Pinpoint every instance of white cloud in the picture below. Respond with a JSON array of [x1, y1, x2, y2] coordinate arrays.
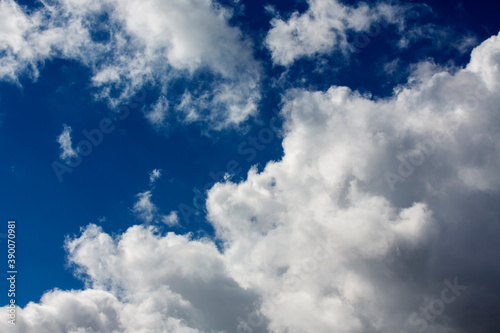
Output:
[[132, 190, 157, 224], [0, 224, 263, 332], [0, 0, 46, 82], [162, 211, 180, 227], [264, 0, 470, 67], [133, 172, 180, 228], [467, 33, 500, 91], [0, 0, 261, 128], [149, 168, 162, 185], [206, 32, 500, 332], [3, 30, 500, 333], [145, 97, 169, 127], [0, 0, 108, 83], [265, 0, 405, 66], [57, 124, 78, 161]]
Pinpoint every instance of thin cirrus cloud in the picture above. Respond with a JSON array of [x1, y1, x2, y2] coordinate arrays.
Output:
[[2, 32, 500, 332], [0, 0, 261, 128]]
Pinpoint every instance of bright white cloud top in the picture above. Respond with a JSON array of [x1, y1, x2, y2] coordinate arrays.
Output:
[[2, 28, 500, 332]]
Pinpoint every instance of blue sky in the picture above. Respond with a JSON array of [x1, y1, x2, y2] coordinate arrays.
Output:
[[1, 0, 500, 332]]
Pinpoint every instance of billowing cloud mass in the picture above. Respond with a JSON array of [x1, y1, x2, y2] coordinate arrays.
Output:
[[208, 32, 500, 332], [0, 0, 260, 128], [5, 224, 263, 333], [2, 32, 500, 332]]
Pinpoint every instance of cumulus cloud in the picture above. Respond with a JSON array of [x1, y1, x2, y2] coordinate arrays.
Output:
[[0, 0, 261, 128], [3, 31, 500, 333], [57, 124, 78, 161], [205, 32, 500, 332], [2, 224, 264, 332]]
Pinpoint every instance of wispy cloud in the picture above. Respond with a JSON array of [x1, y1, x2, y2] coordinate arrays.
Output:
[[132, 170, 179, 227], [57, 124, 78, 161], [132, 190, 157, 225], [265, 0, 407, 65], [149, 169, 162, 186], [0, 0, 261, 128], [161, 211, 179, 227], [145, 97, 169, 128]]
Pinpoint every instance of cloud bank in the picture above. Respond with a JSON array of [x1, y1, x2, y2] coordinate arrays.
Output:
[[3, 32, 500, 332]]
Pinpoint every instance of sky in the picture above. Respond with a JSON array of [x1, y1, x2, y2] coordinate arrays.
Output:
[[0, 0, 500, 332]]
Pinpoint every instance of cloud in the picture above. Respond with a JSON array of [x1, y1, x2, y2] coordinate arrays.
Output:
[[149, 168, 162, 185], [57, 124, 78, 161], [3, 29, 500, 333], [133, 171, 180, 227], [2, 224, 264, 332], [0, 0, 107, 83], [145, 97, 169, 128], [265, 0, 406, 66], [0, 0, 261, 128], [132, 190, 157, 225], [132, 191, 179, 227], [0, 0, 46, 82], [162, 211, 180, 227], [264, 0, 473, 67], [206, 32, 500, 332]]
